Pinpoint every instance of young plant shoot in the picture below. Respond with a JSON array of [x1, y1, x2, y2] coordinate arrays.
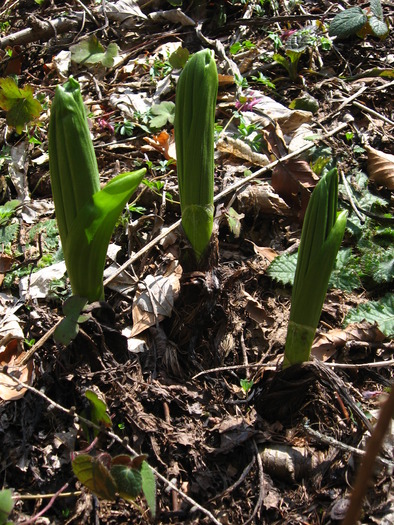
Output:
[[49, 77, 145, 302], [174, 49, 218, 261], [284, 168, 347, 368]]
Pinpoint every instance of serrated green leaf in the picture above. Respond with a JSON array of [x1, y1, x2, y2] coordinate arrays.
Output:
[[329, 248, 361, 290], [370, 0, 383, 20], [141, 461, 156, 518], [329, 7, 368, 39], [72, 454, 117, 500], [110, 465, 142, 500], [344, 294, 394, 337], [0, 489, 14, 525], [368, 16, 389, 39], [169, 47, 189, 69], [0, 221, 19, 245], [0, 78, 42, 133], [70, 36, 118, 67], [267, 253, 297, 286], [149, 101, 175, 128]]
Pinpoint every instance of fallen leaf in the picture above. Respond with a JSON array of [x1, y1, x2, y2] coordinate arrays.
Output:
[[311, 322, 386, 361], [272, 158, 319, 218], [366, 145, 394, 190], [131, 262, 182, 336], [0, 254, 13, 287], [143, 130, 176, 161], [236, 181, 291, 217], [0, 313, 33, 401]]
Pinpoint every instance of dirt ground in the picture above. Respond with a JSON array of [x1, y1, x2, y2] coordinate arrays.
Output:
[[0, 1, 393, 524]]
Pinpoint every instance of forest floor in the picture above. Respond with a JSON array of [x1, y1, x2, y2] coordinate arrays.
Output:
[[0, 1, 393, 524]]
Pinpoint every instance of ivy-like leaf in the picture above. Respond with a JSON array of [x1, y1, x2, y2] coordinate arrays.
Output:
[[0, 78, 42, 133], [53, 295, 89, 346], [149, 101, 175, 128], [329, 7, 368, 39], [110, 465, 142, 500], [70, 36, 119, 67], [72, 454, 117, 500], [368, 16, 389, 39], [344, 293, 394, 337]]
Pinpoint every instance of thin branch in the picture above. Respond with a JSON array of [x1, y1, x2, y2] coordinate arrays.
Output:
[[3, 370, 223, 525]]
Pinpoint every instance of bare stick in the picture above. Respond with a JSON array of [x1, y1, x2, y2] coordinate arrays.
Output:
[[341, 386, 394, 525], [3, 371, 223, 525]]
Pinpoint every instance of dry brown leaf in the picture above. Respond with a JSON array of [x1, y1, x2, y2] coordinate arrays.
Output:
[[0, 314, 34, 400], [311, 322, 386, 361], [130, 262, 182, 336], [250, 242, 278, 262], [236, 181, 291, 217], [0, 254, 13, 287], [272, 158, 319, 219], [143, 130, 176, 161], [366, 145, 394, 190]]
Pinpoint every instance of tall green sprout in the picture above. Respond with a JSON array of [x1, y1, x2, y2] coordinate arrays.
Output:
[[49, 77, 145, 302], [174, 49, 218, 260], [284, 168, 348, 368]]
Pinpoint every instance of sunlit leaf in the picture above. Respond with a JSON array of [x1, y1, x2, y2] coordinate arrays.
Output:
[[344, 293, 394, 337], [141, 461, 156, 518], [149, 101, 175, 128], [0, 77, 42, 133], [368, 15, 389, 39], [85, 389, 112, 430], [169, 47, 189, 69], [329, 7, 368, 39], [72, 454, 117, 500], [70, 36, 119, 67]]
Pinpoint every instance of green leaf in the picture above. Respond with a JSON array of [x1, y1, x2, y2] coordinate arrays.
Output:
[[329, 7, 368, 39], [72, 454, 117, 500], [64, 168, 145, 302], [70, 36, 119, 67], [267, 253, 297, 286], [85, 389, 112, 431], [0, 489, 14, 525], [285, 30, 313, 53], [141, 460, 156, 518], [329, 248, 361, 291], [169, 47, 189, 69], [0, 222, 19, 245], [289, 93, 319, 114], [110, 465, 142, 500], [54, 296, 88, 345], [149, 101, 175, 128], [0, 77, 42, 133], [370, 0, 383, 20], [368, 16, 389, 39], [344, 294, 394, 337], [273, 53, 290, 73], [227, 207, 244, 238]]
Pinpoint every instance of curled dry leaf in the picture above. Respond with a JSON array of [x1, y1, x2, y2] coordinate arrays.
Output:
[[236, 180, 291, 217], [271, 158, 319, 219], [130, 261, 182, 337], [366, 145, 394, 190], [143, 130, 176, 161], [0, 314, 34, 401], [311, 322, 386, 362]]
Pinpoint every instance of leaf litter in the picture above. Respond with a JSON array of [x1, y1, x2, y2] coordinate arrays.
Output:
[[0, 1, 393, 524]]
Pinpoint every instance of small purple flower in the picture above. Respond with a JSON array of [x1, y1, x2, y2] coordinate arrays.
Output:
[[97, 118, 115, 134], [235, 97, 262, 112]]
